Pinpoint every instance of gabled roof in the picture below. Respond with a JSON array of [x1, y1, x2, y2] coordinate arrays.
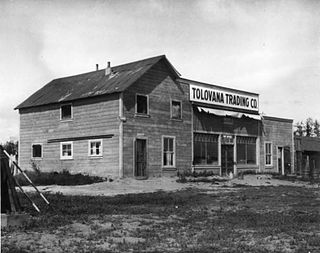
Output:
[[16, 55, 180, 110]]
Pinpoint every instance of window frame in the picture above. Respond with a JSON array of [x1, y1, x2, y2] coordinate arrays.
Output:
[[265, 141, 273, 166], [60, 103, 73, 121], [31, 143, 43, 159], [193, 133, 219, 166], [88, 139, 103, 158], [170, 99, 182, 120], [60, 141, 73, 160], [236, 136, 257, 165], [162, 135, 176, 169], [135, 94, 149, 116]]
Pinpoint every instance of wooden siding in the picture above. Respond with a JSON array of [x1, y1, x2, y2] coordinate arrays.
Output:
[[259, 117, 293, 173], [19, 94, 120, 177], [122, 60, 192, 177]]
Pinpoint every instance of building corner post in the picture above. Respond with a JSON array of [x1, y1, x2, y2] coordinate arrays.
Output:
[[119, 93, 124, 178]]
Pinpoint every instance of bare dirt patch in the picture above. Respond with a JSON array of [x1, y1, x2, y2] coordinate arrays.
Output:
[[2, 177, 320, 252]]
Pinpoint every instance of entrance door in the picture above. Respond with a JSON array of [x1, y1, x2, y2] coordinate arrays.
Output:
[[277, 147, 283, 175], [284, 146, 291, 175], [221, 145, 234, 176], [135, 139, 147, 178]]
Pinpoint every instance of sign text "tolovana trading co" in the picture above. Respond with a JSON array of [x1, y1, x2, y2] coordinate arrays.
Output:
[[189, 84, 259, 112]]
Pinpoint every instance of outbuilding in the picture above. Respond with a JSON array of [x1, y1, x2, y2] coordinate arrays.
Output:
[[295, 136, 320, 179], [16, 55, 294, 179]]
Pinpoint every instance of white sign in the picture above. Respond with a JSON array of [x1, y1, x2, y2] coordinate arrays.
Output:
[[189, 84, 259, 112]]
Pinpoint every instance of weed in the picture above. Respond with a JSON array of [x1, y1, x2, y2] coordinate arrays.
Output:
[[15, 170, 105, 186]]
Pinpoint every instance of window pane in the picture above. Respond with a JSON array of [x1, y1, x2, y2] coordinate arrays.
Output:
[[207, 142, 218, 164], [266, 155, 271, 165], [237, 143, 246, 164], [137, 95, 148, 114], [168, 138, 173, 152], [61, 105, 72, 119], [247, 143, 256, 164], [163, 137, 175, 167], [172, 101, 181, 119], [193, 133, 218, 165], [63, 144, 71, 156], [32, 145, 42, 158], [90, 141, 102, 156]]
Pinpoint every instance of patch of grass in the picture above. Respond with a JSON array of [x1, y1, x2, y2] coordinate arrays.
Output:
[[15, 170, 106, 186], [3, 186, 320, 253]]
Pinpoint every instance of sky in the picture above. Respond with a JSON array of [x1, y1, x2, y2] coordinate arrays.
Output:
[[1, 0, 320, 143]]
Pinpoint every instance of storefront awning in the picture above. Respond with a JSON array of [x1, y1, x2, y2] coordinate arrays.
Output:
[[196, 106, 262, 120]]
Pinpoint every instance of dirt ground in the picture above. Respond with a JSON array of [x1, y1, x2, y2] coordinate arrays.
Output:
[[21, 174, 319, 196], [2, 176, 320, 253]]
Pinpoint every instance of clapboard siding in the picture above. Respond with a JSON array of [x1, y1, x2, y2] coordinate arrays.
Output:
[[123, 60, 192, 177], [259, 117, 293, 173], [19, 94, 120, 177]]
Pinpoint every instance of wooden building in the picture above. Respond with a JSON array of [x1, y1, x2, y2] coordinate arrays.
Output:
[[295, 136, 320, 179], [16, 55, 294, 178]]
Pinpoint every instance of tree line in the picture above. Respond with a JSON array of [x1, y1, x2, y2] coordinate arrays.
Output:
[[294, 118, 320, 137]]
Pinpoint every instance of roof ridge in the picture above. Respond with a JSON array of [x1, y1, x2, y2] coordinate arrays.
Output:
[[53, 54, 166, 82]]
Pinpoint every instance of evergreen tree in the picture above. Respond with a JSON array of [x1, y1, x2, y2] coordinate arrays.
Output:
[[294, 121, 304, 136], [305, 118, 313, 137], [314, 120, 320, 137]]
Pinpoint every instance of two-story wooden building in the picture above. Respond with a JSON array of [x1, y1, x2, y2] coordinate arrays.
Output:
[[16, 55, 294, 178]]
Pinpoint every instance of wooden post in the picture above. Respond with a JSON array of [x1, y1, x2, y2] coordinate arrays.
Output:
[[1, 147, 22, 213]]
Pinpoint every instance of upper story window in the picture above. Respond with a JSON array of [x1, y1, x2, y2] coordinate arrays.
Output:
[[32, 144, 42, 159], [60, 104, 72, 120], [88, 139, 103, 157], [136, 94, 149, 115], [171, 100, 182, 120], [60, 141, 73, 160], [265, 142, 272, 166]]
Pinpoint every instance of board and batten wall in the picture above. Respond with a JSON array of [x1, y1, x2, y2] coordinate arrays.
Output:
[[19, 94, 120, 177], [122, 60, 192, 177]]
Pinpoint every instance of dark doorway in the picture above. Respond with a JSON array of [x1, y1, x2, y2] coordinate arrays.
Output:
[[284, 146, 291, 175], [135, 139, 147, 178], [278, 147, 283, 174], [221, 145, 234, 176]]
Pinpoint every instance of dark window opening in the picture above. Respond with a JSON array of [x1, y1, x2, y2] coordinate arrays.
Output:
[[236, 136, 257, 165], [32, 144, 42, 158], [171, 100, 182, 119], [193, 133, 219, 165], [136, 95, 148, 114], [61, 104, 72, 120]]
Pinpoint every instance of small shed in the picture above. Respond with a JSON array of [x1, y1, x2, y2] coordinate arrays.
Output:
[[294, 136, 320, 179]]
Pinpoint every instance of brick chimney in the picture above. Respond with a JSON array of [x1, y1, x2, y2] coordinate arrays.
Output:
[[96, 64, 99, 71], [105, 61, 111, 75]]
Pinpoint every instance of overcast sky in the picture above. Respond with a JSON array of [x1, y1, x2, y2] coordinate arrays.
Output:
[[1, 0, 319, 143]]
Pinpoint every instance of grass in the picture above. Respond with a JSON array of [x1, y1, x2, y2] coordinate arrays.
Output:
[[15, 170, 106, 186], [1, 186, 320, 252]]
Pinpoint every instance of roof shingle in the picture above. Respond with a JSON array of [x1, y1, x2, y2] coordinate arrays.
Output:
[[16, 55, 179, 109]]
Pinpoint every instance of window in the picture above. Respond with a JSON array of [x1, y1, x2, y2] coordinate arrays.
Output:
[[60, 142, 73, 159], [32, 144, 42, 158], [136, 94, 149, 115], [171, 100, 182, 119], [236, 137, 256, 165], [89, 140, 103, 157], [61, 104, 72, 120], [163, 136, 175, 168], [265, 142, 272, 166], [193, 133, 219, 165]]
